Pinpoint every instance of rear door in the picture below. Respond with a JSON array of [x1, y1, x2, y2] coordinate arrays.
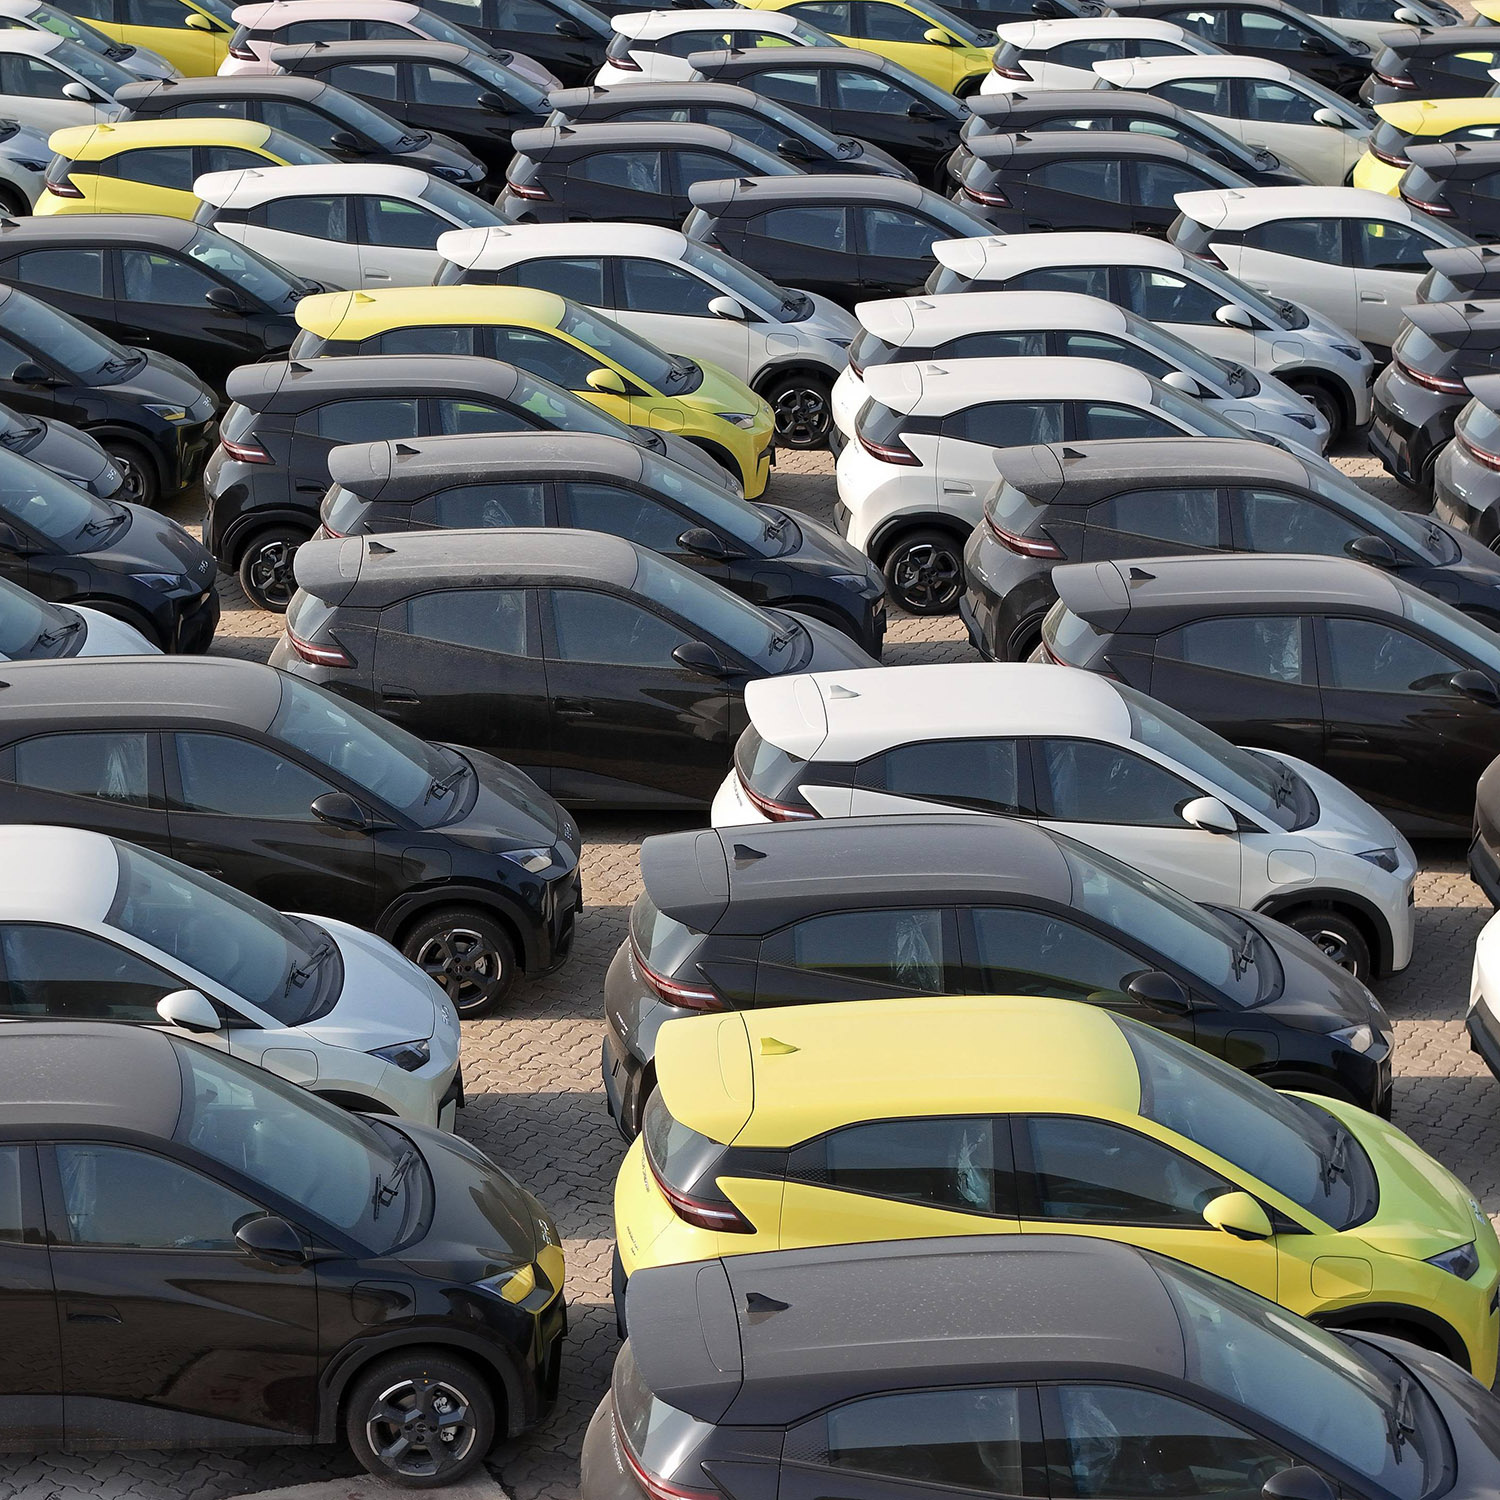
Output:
[[851, 202, 951, 296], [739, 204, 852, 299], [292, 398, 422, 508], [1, 247, 118, 350], [1115, 263, 1263, 371], [0, 1143, 60, 1446], [241, 194, 362, 290], [845, 735, 1032, 818], [401, 58, 512, 155], [667, 148, 757, 228], [565, 149, 668, 225], [1079, 484, 1228, 561], [1023, 155, 1128, 232], [1230, 216, 1357, 342], [1128, 155, 1229, 234]]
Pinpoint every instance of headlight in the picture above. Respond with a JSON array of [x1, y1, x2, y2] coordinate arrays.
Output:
[[1330, 1024, 1375, 1054], [501, 846, 554, 874], [1357, 847, 1400, 872], [1427, 1242, 1480, 1280], [1288, 412, 1318, 429], [143, 403, 191, 422], [1331, 344, 1365, 363], [134, 572, 188, 593], [719, 412, 757, 429], [475, 1264, 536, 1304], [369, 1038, 431, 1072]]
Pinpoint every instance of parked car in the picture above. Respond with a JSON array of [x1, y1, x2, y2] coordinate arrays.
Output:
[[205, 353, 738, 610], [1400, 139, 1500, 242], [961, 434, 1500, 661], [0, 575, 157, 657], [0, 656, 582, 1016], [1433, 374, 1500, 548], [1352, 98, 1500, 197], [1470, 750, 1500, 907], [1366, 26, 1500, 107], [1296, 0, 1457, 49], [0, 1020, 566, 1484], [82, 0, 233, 74], [1168, 184, 1475, 357], [0, 117, 50, 212], [1045, 549, 1500, 839], [981, 16, 1222, 96], [271, 528, 877, 808], [433, 222, 857, 450], [604, 811, 1395, 1139], [925, 230, 1376, 439], [1470, 903, 1500, 1084], [319, 431, 887, 652], [0, 0, 177, 80], [616, 993, 1494, 1376], [593, 1233, 1500, 1500], [114, 73, 486, 188], [1420, 239, 1500, 302], [0, 32, 140, 134], [714, 661, 1416, 975], [596, 8, 836, 87], [391, 0, 612, 85], [0, 401, 128, 497], [683, 173, 994, 307]]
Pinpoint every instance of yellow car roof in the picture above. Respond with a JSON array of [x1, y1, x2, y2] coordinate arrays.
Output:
[[656, 995, 1143, 1148], [1373, 97, 1500, 135], [1474, 0, 1500, 20], [49, 117, 272, 159], [295, 284, 567, 340]]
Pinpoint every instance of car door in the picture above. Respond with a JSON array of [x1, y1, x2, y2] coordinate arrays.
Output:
[[1115, 263, 1264, 370], [1022, 154, 1129, 231], [112, 246, 267, 373], [557, 479, 720, 576], [0, 922, 185, 1025], [489, 0, 598, 84], [1080, 484, 1228, 561], [0, 1143, 61, 1446], [826, 66, 956, 177], [240, 194, 362, 290], [293, 397, 422, 504], [1231, 216, 1358, 343], [937, 401, 1065, 510], [667, 147, 758, 231], [610, 255, 755, 384], [43, 1140, 320, 1446], [3, 247, 118, 348], [371, 585, 553, 788], [0, 51, 102, 132], [1348, 215, 1444, 353], [565, 149, 668, 225], [352, 193, 450, 287], [117, 0, 226, 75], [1234, 76, 1358, 185], [1031, 735, 1243, 904], [484, 323, 644, 426], [403, 58, 515, 159], [91, 144, 198, 218], [1235, 6, 1343, 87], [740, 203, 852, 300], [847, 0, 961, 91], [851, 202, 951, 296], [540, 585, 734, 805], [163, 731, 380, 925], [1129, 154, 1230, 234]]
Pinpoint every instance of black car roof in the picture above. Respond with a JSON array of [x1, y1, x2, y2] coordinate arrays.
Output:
[[546, 81, 770, 115], [967, 87, 1182, 124], [269, 38, 479, 67], [627, 1236, 1187, 1427], [1405, 297, 1500, 348], [0, 213, 199, 252], [640, 814, 1075, 934], [0, 1024, 183, 1136], [116, 74, 329, 108], [686, 171, 935, 213], [1379, 23, 1496, 58], [510, 120, 764, 159], [967, 130, 1223, 169], [225, 355, 523, 412]]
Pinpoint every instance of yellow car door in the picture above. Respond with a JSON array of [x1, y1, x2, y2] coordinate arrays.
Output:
[[849, 0, 969, 91], [112, 0, 230, 75]]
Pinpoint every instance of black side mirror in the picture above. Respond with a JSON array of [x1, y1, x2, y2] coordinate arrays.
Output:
[[1300, 33, 1331, 52], [0, 520, 29, 554], [310, 790, 374, 830], [1262, 1470, 1335, 1500], [205, 285, 248, 314], [477, 89, 512, 113], [672, 639, 729, 676], [678, 525, 730, 558], [554, 16, 584, 36], [328, 128, 364, 153], [9, 361, 53, 387], [1345, 533, 1398, 568], [776, 136, 810, 159], [1126, 970, 1192, 1014], [907, 100, 940, 121], [235, 1214, 308, 1265], [1451, 669, 1500, 706]]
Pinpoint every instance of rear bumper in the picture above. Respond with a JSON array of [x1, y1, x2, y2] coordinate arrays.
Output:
[[600, 1033, 648, 1141], [1471, 830, 1500, 910]]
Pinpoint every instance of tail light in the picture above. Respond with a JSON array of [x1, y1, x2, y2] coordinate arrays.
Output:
[[44, 177, 82, 199], [962, 183, 1011, 208], [646, 1153, 754, 1233], [506, 177, 550, 200], [856, 429, 921, 466], [609, 50, 642, 69], [1395, 354, 1467, 393], [616, 1415, 717, 1500], [991, 59, 1030, 79], [320, 521, 344, 538], [1460, 429, 1500, 472], [738, 768, 818, 821], [1040, 637, 1063, 664], [629, 939, 724, 1012], [221, 434, 272, 463], [1374, 68, 1416, 88], [1370, 144, 1408, 167], [287, 628, 353, 668], [1400, 186, 1453, 216], [985, 513, 1062, 557], [1187, 246, 1226, 269], [228, 38, 257, 58]]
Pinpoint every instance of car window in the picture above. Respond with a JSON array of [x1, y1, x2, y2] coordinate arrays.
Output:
[[128, 0, 196, 24], [312, 398, 420, 443], [1165, 615, 1308, 685], [430, 481, 547, 529], [1135, 156, 1223, 205], [1058, 332, 1172, 378], [696, 106, 776, 151], [757, 204, 847, 249], [854, 737, 1024, 814], [1354, 219, 1435, 272], [1091, 487, 1221, 547], [257, 99, 342, 149], [969, 908, 1142, 1003], [494, 0, 565, 27], [814, 1116, 1004, 1214], [1034, 156, 1122, 201], [1154, 76, 1232, 115], [12, 731, 150, 807], [262, 193, 347, 239], [1120, 266, 1223, 324], [1323, 616, 1465, 694], [1241, 78, 1318, 125], [1237, 7, 1311, 46], [500, 255, 608, 304], [326, 61, 399, 99], [108, 145, 195, 191], [1036, 738, 1198, 826], [850, 0, 936, 41], [13, 248, 105, 298], [489, 326, 601, 390], [0, 923, 178, 1022], [759, 67, 825, 107], [767, 907, 952, 991], [787, 0, 850, 26], [563, 482, 690, 554], [174, 733, 334, 819], [673, 148, 747, 192], [572, 150, 662, 193], [55, 1143, 260, 1250], [120, 249, 219, 306], [357, 196, 446, 249], [0, 1145, 29, 1243], [829, 67, 906, 110], [1012, 264, 1111, 298], [203, 145, 278, 174], [1244, 217, 1344, 264], [858, 206, 944, 259], [942, 400, 1064, 444], [435, 398, 529, 435], [283, 17, 353, 41], [939, 331, 1046, 358], [547, 588, 691, 666], [365, 324, 476, 356], [1077, 401, 1179, 440], [410, 61, 481, 106], [402, 588, 529, 655], [1235, 488, 1365, 555], [1, 53, 70, 96], [617, 257, 718, 316]]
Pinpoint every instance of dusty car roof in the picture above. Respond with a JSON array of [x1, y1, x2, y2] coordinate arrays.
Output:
[[224, 354, 523, 410]]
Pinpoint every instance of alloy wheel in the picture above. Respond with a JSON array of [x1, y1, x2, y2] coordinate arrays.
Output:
[[415, 926, 507, 1013], [364, 1375, 478, 1482], [246, 539, 297, 610], [890, 541, 962, 612], [770, 383, 831, 448]]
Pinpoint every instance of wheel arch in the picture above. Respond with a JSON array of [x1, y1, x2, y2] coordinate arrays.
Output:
[[683, 434, 744, 485], [1314, 1305, 1471, 1371], [377, 883, 537, 974], [1253, 888, 1392, 979], [865, 509, 970, 567], [220, 508, 318, 569], [88, 425, 168, 492], [1275, 365, 1356, 434], [749, 357, 842, 396]]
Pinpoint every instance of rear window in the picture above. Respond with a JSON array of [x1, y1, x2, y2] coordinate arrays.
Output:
[[219, 403, 259, 445], [613, 1343, 717, 1488], [984, 477, 1048, 535], [1368, 118, 1411, 166], [734, 724, 813, 812], [284, 589, 338, 646], [855, 399, 913, 447], [629, 891, 705, 976], [848, 327, 899, 374], [1165, 212, 1215, 256], [320, 485, 366, 537], [1400, 165, 1445, 208], [1392, 320, 1454, 376], [641, 1090, 734, 1203], [1040, 600, 1109, 667]]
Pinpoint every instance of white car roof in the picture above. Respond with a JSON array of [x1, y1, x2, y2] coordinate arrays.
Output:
[[863, 355, 1153, 414], [232, 0, 420, 25], [0, 824, 120, 925], [997, 16, 1193, 46], [612, 8, 804, 40], [0, 1, 45, 16], [746, 664, 1131, 761], [1175, 185, 1425, 230], [195, 161, 432, 207], [438, 221, 687, 270], [931, 231, 1185, 278], [1094, 54, 1296, 87], [857, 290, 1128, 346], [0, 31, 63, 57]]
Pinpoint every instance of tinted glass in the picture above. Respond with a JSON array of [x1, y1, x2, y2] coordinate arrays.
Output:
[[781, 907, 949, 991], [0, 924, 176, 1021], [548, 588, 690, 666], [1036, 739, 1195, 826], [1093, 487, 1219, 545], [437, 398, 528, 435], [1355, 218, 1444, 270], [111, 145, 194, 189], [758, 204, 847, 249], [16, 248, 104, 298], [369, 325, 475, 356], [565, 482, 689, 553], [175, 733, 333, 818], [1034, 156, 1121, 200], [822, 1116, 1000, 1214], [1244, 217, 1343, 263], [0, 1146, 28, 1243], [314, 398, 420, 442], [326, 62, 398, 99], [1236, 489, 1364, 554], [1155, 76, 1232, 115], [860, 206, 944, 259], [121, 248, 218, 305], [490, 326, 599, 389], [856, 737, 1023, 814], [635, 549, 781, 663], [619, 257, 716, 316], [13, 731, 148, 805], [430, 481, 546, 529], [1242, 78, 1318, 124], [1077, 402, 1178, 440], [944, 400, 1064, 444], [1322, 616, 1463, 694], [572, 150, 661, 192], [1013, 264, 1110, 298], [1171, 615, 1307, 685], [1059, 332, 1172, 379], [970, 908, 1141, 1002], [406, 588, 528, 655], [830, 67, 906, 110], [359, 196, 444, 249], [1120, 267, 1223, 324], [263, 193, 346, 238], [504, 255, 607, 304]]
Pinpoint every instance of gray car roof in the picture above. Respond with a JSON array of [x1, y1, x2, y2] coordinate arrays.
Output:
[[116, 73, 329, 107], [1405, 297, 1500, 348], [627, 1236, 1187, 1426], [967, 87, 1181, 124], [1467, 371, 1500, 412], [0, 656, 284, 729], [225, 355, 523, 412], [269, 38, 478, 66], [1381, 23, 1496, 56], [687, 171, 934, 213], [0, 1024, 183, 1135], [547, 81, 773, 115], [969, 130, 1216, 169], [688, 43, 893, 74], [0, 212, 198, 251]]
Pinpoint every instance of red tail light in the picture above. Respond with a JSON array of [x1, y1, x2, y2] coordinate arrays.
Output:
[[229, 39, 257, 58], [856, 430, 921, 466], [287, 628, 353, 668], [1374, 69, 1416, 88], [1188, 246, 1226, 269], [221, 435, 271, 463], [1370, 145, 1408, 167], [991, 60, 1030, 79], [506, 178, 550, 200], [646, 1154, 754, 1233], [320, 522, 344, 538], [1460, 429, 1500, 472], [1400, 187, 1453, 216], [985, 514, 1062, 557], [962, 184, 1011, 208], [616, 1416, 716, 1500], [738, 768, 818, 820], [610, 51, 642, 69], [1395, 354, 1467, 393], [44, 178, 83, 199], [1040, 637, 1063, 663], [629, 939, 724, 1012]]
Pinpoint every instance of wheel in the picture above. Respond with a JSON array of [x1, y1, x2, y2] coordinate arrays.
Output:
[[881, 528, 964, 615], [236, 525, 308, 613], [1287, 380, 1345, 445], [763, 371, 833, 450], [402, 906, 518, 1018], [1004, 613, 1047, 662], [76, 598, 166, 651], [1282, 907, 1372, 980], [101, 439, 159, 509], [0, 184, 28, 217], [344, 1350, 496, 1489]]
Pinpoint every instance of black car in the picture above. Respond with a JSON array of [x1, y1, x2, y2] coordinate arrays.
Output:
[[267, 40, 557, 177], [0, 444, 218, 652], [0, 1022, 566, 1486], [543, 80, 913, 179], [963, 434, 1500, 660], [0, 655, 582, 1014], [683, 174, 993, 306], [1367, 26, 1500, 105], [418, 0, 612, 83], [952, 130, 1251, 235], [1471, 750, 1500, 905], [0, 402, 123, 498], [0, 282, 217, 509], [687, 45, 970, 186], [113, 73, 486, 189], [500, 121, 803, 228], [1044, 549, 1500, 836], [204, 353, 736, 611], [1372, 299, 1500, 490], [271, 527, 876, 808], [0, 215, 306, 395], [1419, 242, 1500, 303], [1400, 140, 1500, 244], [319, 430, 888, 652], [587, 1235, 1500, 1500], [1107, 0, 1373, 98], [954, 87, 1310, 186]]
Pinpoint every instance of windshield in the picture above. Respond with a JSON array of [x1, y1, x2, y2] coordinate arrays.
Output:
[[1303, 456, 1449, 560], [634, 548, 781, 664], [1121, 307, 1232, 391], [1404, 585, 1500, 679], [512, 368, 637, 438], [0, 285, 136, 382], [1187, 254, 1305, 329], [641, 451, 767, 547], [421, 176, 509, 229], [747, 92, 849, 154], [107, 841, 338, 1027], [916, 0, 992, 44], [185, 228, 299, 307], [556, 301, 683, 393], [31, 2, 114, 47], [0, 451, 121, 553], [680, 238, 802, 320], [468, 52, 549, 109], [53, 37, 134, 93], [411, 7, 495, 47], [0, 576, 73, 659], [1151, 378, 1251, 439]]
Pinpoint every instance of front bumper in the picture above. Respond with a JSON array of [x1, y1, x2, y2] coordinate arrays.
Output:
[[170, 585, 220, 654], [1472, 830, 1500, 909]]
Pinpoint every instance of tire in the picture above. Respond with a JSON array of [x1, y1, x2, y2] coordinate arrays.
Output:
[[880, 527, 965, 615], [1005, 613, 1047, 662], [101, 439, 159, 510], [344, 1350, 497, 1489], [401, 906, 519, 1018], [1282, 906, 1372, 980], [1287, 379, 1346, 445], [236, 524, 308, 613], [75, 598, 166, 651], [0, 184, 28, 217], [763, 371, 833, 450]]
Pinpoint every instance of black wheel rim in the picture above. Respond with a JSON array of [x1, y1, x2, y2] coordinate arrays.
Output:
[[109, 451, 147, 505], [247, 538, 298, 609], [415, 926, 506, 1013], [771, 385, 830, 447], [1302, 387, 1340, 435], [891, 542, 962, 611], [1302, 924, 1359, 976], [365, 1375, 477, 1481]]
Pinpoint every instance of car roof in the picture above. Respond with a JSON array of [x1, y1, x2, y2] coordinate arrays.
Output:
[[932, 229, 1183, 276], [50, 117, 273, 158], [0, 30, 62, 55], [548, 80, 766, 113], [1374, 97, 1500, 134], [510, 120, 760, 157], [269, 38, 475, 64], [856, 289, 1130, 345], [0, 212, 199, 251], [194, 161, 430, 207], [688, 171, 931, 212], [1176, 185, 1422, 229], [862, 355, 1154, 415], [627, 1236, 1188, 1427], [971, 130, 1209, 166], [744, 662, 1130, 760], [1404, 297, 1500, 346], [233, 0, 419, 22], [117, 73, 328, 106], [1409, 139, 1500, 174], [1095, 53, 1295, 85], [1384, 23, 1497, 56], [1425, 242, 1500, 285], [295, 284, 565, 340], [0, 823, 125, 927], [224, 353, 523, 410], [997, 16, 1189, 44], [656, 995, 1141, 1147], [1466, 371, 1500, 410], [614, 7, 804, 38], [968, 86, 1179, 120], [437, 221, 687, 270]]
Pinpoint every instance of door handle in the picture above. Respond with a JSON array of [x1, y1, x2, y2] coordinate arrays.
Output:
[[942, 482, 974, 495], [554, 697, 596, 717], [1328, 729, 1369, 745], [65, 1303, 122, 1324], [365, 270, 393, 281], [1359, 291, 1386, 302], [380, 685, 420, 703], [189, 861, 224, 875]]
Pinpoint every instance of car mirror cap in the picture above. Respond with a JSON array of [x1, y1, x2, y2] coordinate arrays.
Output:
[[10, 361, 54, 386], [185, 10, 212, 27], [1312, 105, 1348, 126], [1161, 368, 1201, 396], [1345, 533, 1398, 567], [1125, 969, 1191, 1013], [310, 790, 374, 830], [1215, 303, 1252, 329], [924, 25, 951, 42], [156, 988, 222, 1034], [672, 639, 729, 675], [478, 89, 512, 112], [1182, 794, 1238, 834], [1392, 5, 1423, 20], [1203, 1189, 1274, 1241], [62, 80, 92, 101], [1262, 1469, 1336, 1500], [329, 128, 363, 152], [1451, 668, 1499, 705], [677, 525, 729, 557], [205, 285, 248, 314], [235, 1213, 310, 1264], [586, 366, 627, 395], [708, 293, 745, 320]]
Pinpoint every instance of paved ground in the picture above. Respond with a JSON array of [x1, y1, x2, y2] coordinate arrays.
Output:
[[5, 444, 1500, 1500]]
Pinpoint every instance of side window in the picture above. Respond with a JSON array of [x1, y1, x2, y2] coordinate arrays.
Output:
[[969, 908, 1141, 1003], [500, 255, 607, 305], [430, 481, 547, 529], [108, 146, 195, 190], [786, 0, 851, 26], [493, 0, 566, 27], [939, 331, 1046, 359], [312, 398, 420, 443], [120, 249, 218, 306], [1237, 6, 1312, 48], [1243, 217, 1344, 264], [55, 1144, 261, 1251], [672, 149, 743, 193], [1036, 739, 1197, 826], [759, 68, 825, 108], [1012, 264, 1110, 299], [942, 400, 1064, 445], [755, 204, 847, 249], [850, 0, 935, 41], [1162, 3, 1231, 40], [435, 398, 528, 435], [127, 0, 199, 24], [174, 734, 334, 819], [699, 107, 778, 151], [1119, 266, 1223, 324], [617, 257, 717, 317], [1162, 616, 1308, 685], [1076, 402, 1180, 441], [263, 194, 347, 239], [356, 18, 423, 38], [0, 1146, 34, 1244], [1024, 1115, 1228, 1224], [1033, 157, 1122, 202], [326, 62, 399, 99], [409, 62, 483, 106], [203, 146, 276, 174], [1058, 332, 1171, 379], [855, 737, 1025, 815], [1234, 488, 1365, 555], [812, 1116, 1007, 1215], [1154, 76, 1232, 115], [1241, 78, 1319, 125], [1322, 617, 1465, 695], [858, 206, 943, 259], [1090, 487, 1222, 549], [282, 17, 354, 41], [563, 482, 690, 554], [829, 68, 904, 110], [403, 588, 529, 655], [1354, 219, 1436, 273], [766, 907, 953, 992], [357, 196, 446, 250], [13, 248, 105, 298], [0, 924, 178, 1022], [488, 327, 601, 390], [1134, 157, 1224, 206], [12, 732, 150, 807], [257, 100, 342, 149], [571, 150, 662, 194], [547, 589, 691, 667], [0, 55, 70, 97], [366, 324, 476, 356]]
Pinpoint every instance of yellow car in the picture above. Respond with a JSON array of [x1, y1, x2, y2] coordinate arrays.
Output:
[[1353, 98, 1500, 194], [292, 285, 776, 497], [38, 117, 333, 219], [738, 0, 994, 94], [1475, 0, 1499, 22], [615, 994, 1500, 1382], [83, 0, 234, 74]]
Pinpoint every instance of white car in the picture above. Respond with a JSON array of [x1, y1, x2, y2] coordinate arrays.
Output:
[[927, 231, 1376, 439], [435, 222, 857, 449], [711, 661, 1417, 974], [834, 355, 1279, 612], [220, 0, 495, 75], [980, 17, 1221, 96], [0, 118, 51, 211], [595, 9, 835, 87], [0, 0, 176, 80], [1469, 906, 1500, 1083], [1170, 184, 1475, 355], [192, 162, 507, 288], [1094, 55, 1373, 185], [0, 578, 159, 659], [0, 825, 463, 1126], [0, 33, 135, 135], [831, 289, 1327, 452]]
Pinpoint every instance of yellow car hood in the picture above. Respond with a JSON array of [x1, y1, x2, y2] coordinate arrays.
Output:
[[683, 359, 768, 422]]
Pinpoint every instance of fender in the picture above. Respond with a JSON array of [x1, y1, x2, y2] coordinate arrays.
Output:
[[1253, 887, 1393, 978], [219, 505, 319, 566], [1268, 362, 1357, 426], [864, 510, 971, 567], [87, 424, 168, 490], [1315, 1303, 1470, 1370], [749, 358, 841, 392], [376, 881, 539, 970]]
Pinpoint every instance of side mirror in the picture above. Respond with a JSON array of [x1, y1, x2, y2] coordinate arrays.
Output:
[[586, 366, 627, 396], [1126, 970, 1192, 1014], [1203, 1190, 1273, 1241], [1161, 368, 1201, 396], [10, 361, 54, 387], [477, 89, 512, 113], [61, 80, 93, 102], [156, 988, 222, 1034], [310, 790, 373, 830], [1392, 5, 1423, 20], [1451, 668, 1500, 706], [1182, 794, 1238, 835], [235, 1214, 308, 1265], [907, 100, 940, 120], [924, 25, 954, 42], [0, 520, 29, 553], [554, 16, 584, 36], [328, 128, 364, 153], [672, 639, 729, 676], [1345, 533, 1398, 568], [185, 9, 213, 28], [205, 284, 247, 314], [1262, 1470, 1336, 1500], [708, 293, 745, 321], [776, 136, 810, 160], [1214, 303, 1252, 329], [1299, 33, 1331, 52], [1312, 105, 1349, 127]]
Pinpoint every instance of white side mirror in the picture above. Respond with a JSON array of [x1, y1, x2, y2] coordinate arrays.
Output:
[[1392, 6, 1423, 21], [1182, 795, 1238, 835], [1215, 303, 1253, 329], [61, 80, 92, 102], [708, 294, 745, 320], [157, 988, 222, 1034], [1161, 368, 1201, 395], [1312, 106, 1349, 128]]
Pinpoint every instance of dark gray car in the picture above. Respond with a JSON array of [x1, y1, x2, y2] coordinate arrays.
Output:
[[1419, 243, 1500, 305], [1434, 373, 1500, 550], [0, 404, 122, 498]]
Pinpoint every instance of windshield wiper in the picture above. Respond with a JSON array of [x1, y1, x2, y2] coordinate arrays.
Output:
[[371, 1148, 418, 1218], [762, 508, 790, 541], [1386, 1374, 1416, 1462], [284, 941, 334, 996], [1230, 920, 1255, 980], [780, 292, 811, 316], [79, 507, 128, 537], [423, 756, 472, 804], [1319, 1129, 1350, 1193], [0, 421, 41, 449], [767, 628, 794, 655], [34, 616, 83, 650]]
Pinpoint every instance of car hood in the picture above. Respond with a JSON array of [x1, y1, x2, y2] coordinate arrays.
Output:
[[782, 507, 884, 585], [796, 290, 860, 344], [684, 358, 769, 422], [87, 502, 217, 585], [402, 132, 486, 181], [788, 608, 882, 670], [504, 51, 564, 91], [29, 419, 121, 496], [110, 43, 178, 79], [75, 604, 161, 656], [110, 348, 217, 413], [1262, 749, 1414, 867], [297, 914, 447, 1050], [449, 745, 573, 849], [1248, 911, 1391, 1034]]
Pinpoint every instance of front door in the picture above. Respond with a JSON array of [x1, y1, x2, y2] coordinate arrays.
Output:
[[609, 255, 756, 385], [352, 194, 450, 288], [852, 204, 948, 297], [1231, 217, 1358, 344], [0, 1143, 62, 1447], [1348, 217, 1441, 353]]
